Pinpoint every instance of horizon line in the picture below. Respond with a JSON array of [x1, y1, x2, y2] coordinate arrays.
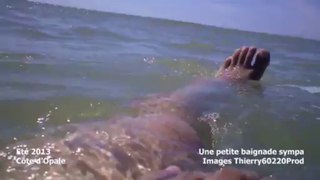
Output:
[[29, 0, 320, 43]]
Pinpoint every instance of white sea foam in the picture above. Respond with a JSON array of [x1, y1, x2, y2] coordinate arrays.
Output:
[[281, 84, 320, 94]]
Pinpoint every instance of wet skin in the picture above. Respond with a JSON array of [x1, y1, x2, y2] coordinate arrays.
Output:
[[215, 47, 270, 81], [139, 46, 271, 180], [1, 47, 271, 180]]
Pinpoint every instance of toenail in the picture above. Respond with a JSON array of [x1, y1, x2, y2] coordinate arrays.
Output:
[[258, 50, 270, 57]]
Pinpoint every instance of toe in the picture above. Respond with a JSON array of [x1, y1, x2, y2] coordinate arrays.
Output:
[[223, 56, 232, 69], [231, 48, 242, 66], [250, 49, 270, 80], [238, 47, 249, 65], [244, 47, 257, 68], [253, 49, 270, 68]]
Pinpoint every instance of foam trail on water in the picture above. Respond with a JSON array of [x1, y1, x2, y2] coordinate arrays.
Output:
[[280, 84, 320, 94]]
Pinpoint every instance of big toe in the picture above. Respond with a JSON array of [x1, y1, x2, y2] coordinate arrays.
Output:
[[250, 49, 270, 80]]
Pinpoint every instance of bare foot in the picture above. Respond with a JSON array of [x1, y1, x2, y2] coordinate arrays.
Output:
[[215, 47, 270, 81]]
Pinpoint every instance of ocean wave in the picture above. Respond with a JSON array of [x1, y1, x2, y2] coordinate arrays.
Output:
[[1, 18, 135, 42], [0, 18, 61, 40], [1, 0, 135, 42], [68, 26, 136, 42], [168, 41, 215, 54], [280, 84, 320, 94], [0, 52, 44, 61], [16, 28, 59, 40]]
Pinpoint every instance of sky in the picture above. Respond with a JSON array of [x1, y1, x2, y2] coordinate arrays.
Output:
[[31, 0, 320, 40]]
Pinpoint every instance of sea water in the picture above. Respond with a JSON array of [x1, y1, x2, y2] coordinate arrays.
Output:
[[0, 0, 320, 179]]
